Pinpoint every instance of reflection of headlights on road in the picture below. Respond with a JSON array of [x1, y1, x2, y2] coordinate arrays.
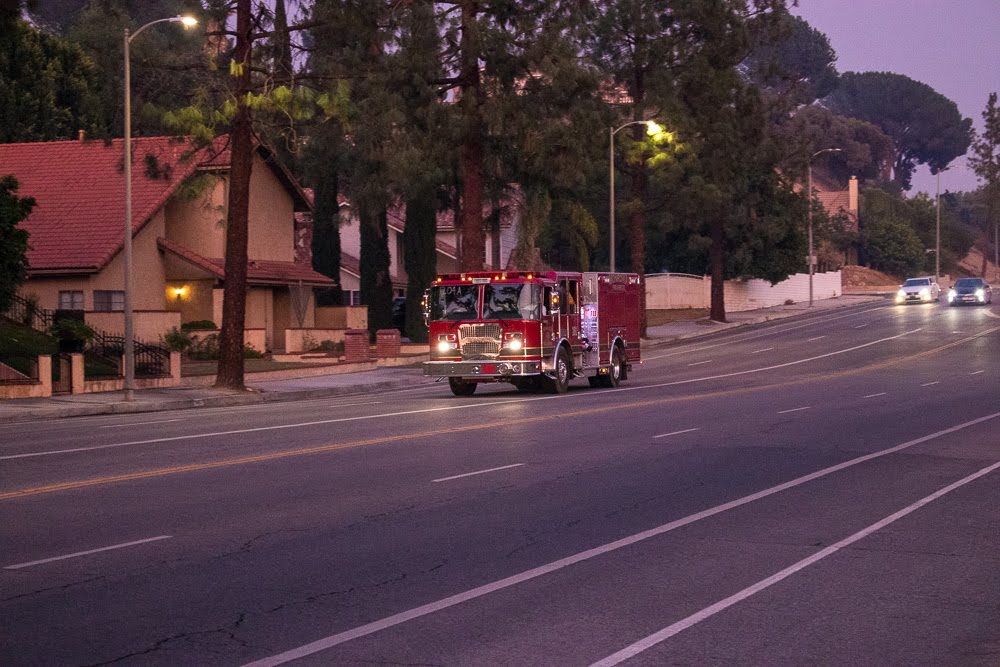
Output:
[[948, 290, 956, 302], [976, 288, 985, 301], [895, 289, 906, 304], [919, 287, 931, 301]]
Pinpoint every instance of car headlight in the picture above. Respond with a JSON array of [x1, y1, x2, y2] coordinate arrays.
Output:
[[919, 287, 930, 300], [976, 288, 985, 301], [896, 289, 906, 303], [948, 290, 956, 302]]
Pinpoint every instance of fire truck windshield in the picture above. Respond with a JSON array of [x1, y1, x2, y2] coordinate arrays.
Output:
[[429, 285, 480, 321], [484, 283, 540, 320]]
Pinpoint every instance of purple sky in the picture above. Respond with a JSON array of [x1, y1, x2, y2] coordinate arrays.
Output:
[[792, 0, 1000, 196]]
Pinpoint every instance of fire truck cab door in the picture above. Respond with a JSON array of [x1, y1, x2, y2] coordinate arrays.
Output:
[[559, 277, 582, 351]]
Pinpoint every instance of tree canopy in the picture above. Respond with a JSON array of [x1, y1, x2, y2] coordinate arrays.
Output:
[[825, 71, 973, 190]]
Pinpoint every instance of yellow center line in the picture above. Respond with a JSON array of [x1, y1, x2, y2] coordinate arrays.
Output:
[[5, 325, 997, 502]]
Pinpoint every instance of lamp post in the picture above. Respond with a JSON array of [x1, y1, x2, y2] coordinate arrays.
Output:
[[934, 166, 950, 283], [609, 120, 662, 272], [807, 148, 842, 307], [123, 15, 196, 401]]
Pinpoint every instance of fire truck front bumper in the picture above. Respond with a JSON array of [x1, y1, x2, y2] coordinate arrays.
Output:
[[423, 360, 542, 378]]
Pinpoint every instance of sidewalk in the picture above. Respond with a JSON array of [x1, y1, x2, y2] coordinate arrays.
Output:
[[0, 295, 886, 423]]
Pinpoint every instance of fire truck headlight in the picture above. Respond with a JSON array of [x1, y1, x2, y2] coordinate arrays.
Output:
[[502, 332, 523, 351], [436, 333, 458, 353]]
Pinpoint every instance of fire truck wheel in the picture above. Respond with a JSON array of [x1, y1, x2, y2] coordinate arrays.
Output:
[[599, 346, 624, 388], [448, 378, 477, 396], [547, 347, 571, 394]]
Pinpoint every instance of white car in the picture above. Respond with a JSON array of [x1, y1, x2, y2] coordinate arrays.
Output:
[[895, 276, 940, 304]]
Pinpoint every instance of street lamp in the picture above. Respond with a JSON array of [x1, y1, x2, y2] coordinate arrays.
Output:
[[807, 148, 842, 307], [123, 15, 197, 401], [609, 120, 665, 272], [934, 166, 950, 283]]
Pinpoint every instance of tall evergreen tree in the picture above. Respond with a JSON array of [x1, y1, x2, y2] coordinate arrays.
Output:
[[968, 92, 1000, 274], [0, 17, 101, 142], [0, 176, 35, 314]]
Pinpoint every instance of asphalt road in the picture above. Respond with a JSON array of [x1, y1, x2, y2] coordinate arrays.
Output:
[[2, 299, 998, 666]]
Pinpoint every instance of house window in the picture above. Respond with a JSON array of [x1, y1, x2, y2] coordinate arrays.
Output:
[[348, 290, 361, 305], [58, 290, 84, 310], [93, 290, 125, 312]]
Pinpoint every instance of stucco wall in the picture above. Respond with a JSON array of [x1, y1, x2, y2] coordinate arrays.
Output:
[[646, 271, 843, 311], [164, 153, 296, 263], [22, 211, 168, 313]]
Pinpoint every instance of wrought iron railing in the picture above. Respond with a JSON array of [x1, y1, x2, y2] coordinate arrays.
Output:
[[3, 293, 53, 331], [87, 330, 170, 378]]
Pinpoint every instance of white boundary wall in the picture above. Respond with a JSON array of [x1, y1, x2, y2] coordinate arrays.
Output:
[[646, 271, 842, 311]]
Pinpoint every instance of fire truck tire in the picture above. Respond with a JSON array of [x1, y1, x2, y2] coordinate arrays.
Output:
[[599, 345, 624, 388], [547, 347, 571, 394], [448, 378, 477, 396]]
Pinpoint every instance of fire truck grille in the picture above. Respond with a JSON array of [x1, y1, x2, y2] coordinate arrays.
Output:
[[458, 324, 502, 360]]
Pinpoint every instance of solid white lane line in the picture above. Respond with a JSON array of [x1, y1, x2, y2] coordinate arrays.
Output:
[[777, 407, 810, 414], [921, 381, 940, 387], [1, 326, 942, 462], [653, 428, 700, 440], [432, 464, 524, 483], [643, 306, 888, 361], [687, 360, 713, 366], [864, 392, 887, 398], [100, 419, 182, 429], [806, 336, 826, 342], [239, 412, 998, 667], [970, 370, 985, 375], [853, 324, 869, 328], [751, 348, 775, 354], [4, 535, 172, 570], [589, 458, 1000, 667]]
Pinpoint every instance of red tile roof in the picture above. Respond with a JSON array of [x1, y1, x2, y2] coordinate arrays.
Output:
[[0, 136, 224, 275], [157, 238, 335, 287]]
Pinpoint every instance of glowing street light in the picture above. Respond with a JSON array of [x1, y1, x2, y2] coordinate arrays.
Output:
[[609, 120, 667, 272], [122, 15, 197, 401]]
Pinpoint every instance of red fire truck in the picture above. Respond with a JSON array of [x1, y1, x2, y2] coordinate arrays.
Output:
[[423, 270, 642, 396]]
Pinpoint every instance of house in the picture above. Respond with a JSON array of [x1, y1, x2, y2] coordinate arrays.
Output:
[[1, 135, 335, 353], [813, 175, 860, 268]]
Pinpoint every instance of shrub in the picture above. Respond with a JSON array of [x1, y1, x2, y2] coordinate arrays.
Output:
[[243, 343, 265, 359], [180, 319, 217, 331], [49, 318, 95, 352], [161, 327, 193, 353]]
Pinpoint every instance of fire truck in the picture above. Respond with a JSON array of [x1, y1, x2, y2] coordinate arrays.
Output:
[[423, 270, 642, 396]]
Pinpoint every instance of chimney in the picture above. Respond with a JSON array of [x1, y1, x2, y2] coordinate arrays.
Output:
[[78, 129, 85, 142], [849, 176, 858, 215]]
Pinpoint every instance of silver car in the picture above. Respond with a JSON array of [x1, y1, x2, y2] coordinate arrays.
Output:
[[895, 276, 940, 305], [947, 277, 993, 306]]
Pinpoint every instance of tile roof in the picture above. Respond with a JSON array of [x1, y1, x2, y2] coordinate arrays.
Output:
[[157, 238, 335, 287], [0, 136, 224, 275]]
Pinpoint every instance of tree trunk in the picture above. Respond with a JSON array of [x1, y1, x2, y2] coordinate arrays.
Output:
[[458, 0, 484, 271], [628, 161, 648, 336], [709, 216, 727, 323], [403, 190, 438, 343], [215, 0, 253, 390]]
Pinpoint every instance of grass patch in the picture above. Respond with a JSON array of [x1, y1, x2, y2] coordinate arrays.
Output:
[[646, 309, 709, 326]]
